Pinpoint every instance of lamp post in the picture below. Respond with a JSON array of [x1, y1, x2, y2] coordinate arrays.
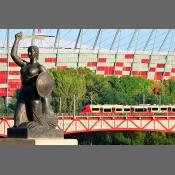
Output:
[[59, 97, 61, 114], [73, 95, 76, 118]]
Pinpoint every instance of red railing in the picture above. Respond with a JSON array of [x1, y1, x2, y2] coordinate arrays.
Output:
[[1, 115, 175, 136]]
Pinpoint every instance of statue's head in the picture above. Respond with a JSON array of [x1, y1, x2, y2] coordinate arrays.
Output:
[[28, 45, 39, 61]]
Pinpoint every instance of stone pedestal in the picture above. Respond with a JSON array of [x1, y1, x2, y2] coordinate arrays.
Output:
[[0, 138, 78, 145], [5, 127, 77, 145], [5, 125, 78, 145], [7, 127, 64, 138]]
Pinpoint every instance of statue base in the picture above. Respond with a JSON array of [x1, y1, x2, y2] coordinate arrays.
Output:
[[7, 127, 64, 138], [5, 127, 77, 145], [0, 138, 78, 145]]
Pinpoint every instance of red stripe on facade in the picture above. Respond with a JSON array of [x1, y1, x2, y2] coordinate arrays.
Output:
[[115, 71, 122, 75], [9, 71, 20, 75], [8, 81, 21, 88], [45, 58, 57, 62], [106, 66, 114, 71], [154, 72, 163, 80], [0, 58, 7, 62], [140, 71, 148, 76], [104, 70, 114, 75], [8, 79, 21, 83], [164, 72, 170, 76], [97, 66, 114, 71], [8, 80, 22, 87], [0, 79, 7, 83], [21, 54, 28, 58], [132, 71, 147, 76], [123, 67, 132, 71], [132, 71, 140, 75], [132, 71, 147, 78], [9, 62, 18, 67], [125, 54, 134, 59], [0, 88, 7, 96], [87, 62, 97, 67], [115, 62, 124, 67], [171, 68, 175, 72], [97, 66, 105, 71], [149, 67, 156, 72], [141, 58, 150, 63], [98, 58, 106, 62], [157, 64, 165, 68], [8, 85, 21, 89], [7, 90, 15, 97], [155, 72, 163, 76], [0, 71, 7, 76]]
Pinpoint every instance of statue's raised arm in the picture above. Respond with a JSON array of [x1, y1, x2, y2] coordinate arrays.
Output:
[[11, 32, 26, 67]]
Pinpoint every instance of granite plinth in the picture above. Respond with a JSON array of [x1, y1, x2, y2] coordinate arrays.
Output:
[[7, 127, 64, 138], [0, 138, 78, 145]]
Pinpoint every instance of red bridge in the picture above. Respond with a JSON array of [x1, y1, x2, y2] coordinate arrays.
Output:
[[1, 115, 175, 136]]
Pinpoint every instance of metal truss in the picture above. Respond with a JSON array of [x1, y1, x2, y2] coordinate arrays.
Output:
[[57, 116, 175, 134], [74, 29, 82, 49], [93, 29, 101, 50], [127, 29, 138, 50], [110, 29, 120, 50], [54, 29, 60, 48], [2, 116, 175, 136], [143, 29, 156, 51], [158, 29, 171, 51]]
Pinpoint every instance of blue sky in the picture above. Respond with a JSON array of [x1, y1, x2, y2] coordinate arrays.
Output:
[[0, 29, 174, 52]]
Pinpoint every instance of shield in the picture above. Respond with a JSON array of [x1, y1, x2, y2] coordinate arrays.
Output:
[[36, 72, 54, 97]]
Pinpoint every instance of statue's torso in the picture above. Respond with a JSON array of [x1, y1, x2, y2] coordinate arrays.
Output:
[[20, 62, 41, 98]]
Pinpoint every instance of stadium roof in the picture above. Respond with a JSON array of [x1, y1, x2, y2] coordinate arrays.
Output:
[[0, 29, 175, 54]]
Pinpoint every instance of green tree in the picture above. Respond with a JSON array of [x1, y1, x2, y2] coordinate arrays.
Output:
[[0, 97, 5, 115], [48, 68, 86, 114]]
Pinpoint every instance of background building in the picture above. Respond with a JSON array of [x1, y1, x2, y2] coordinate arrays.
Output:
[[1, 29, 175, 98]]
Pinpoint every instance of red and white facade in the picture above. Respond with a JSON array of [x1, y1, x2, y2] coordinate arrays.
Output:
[[1, 50, 175, 97]]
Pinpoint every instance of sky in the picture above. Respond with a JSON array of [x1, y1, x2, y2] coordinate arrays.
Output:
[[0, 29, 174, 53]]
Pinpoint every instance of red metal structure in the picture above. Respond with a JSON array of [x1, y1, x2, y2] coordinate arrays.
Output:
[[1, 115, 175, 136]]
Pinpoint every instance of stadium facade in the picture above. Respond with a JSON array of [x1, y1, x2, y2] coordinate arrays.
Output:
[[1, 29, 175, 97]]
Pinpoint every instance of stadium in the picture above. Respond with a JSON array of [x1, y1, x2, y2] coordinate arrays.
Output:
[[0, 29, 175, 99]]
